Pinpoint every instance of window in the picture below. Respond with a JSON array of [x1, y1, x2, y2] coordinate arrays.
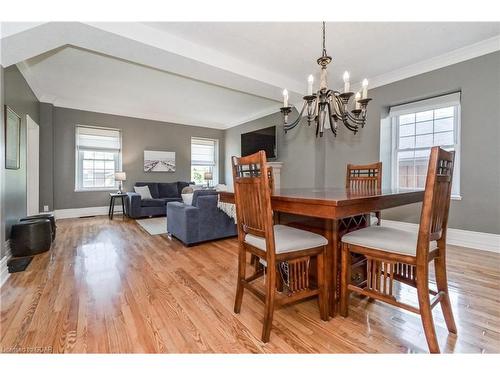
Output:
[[191, 137, 219, 186], [390, 92, 461, 198], [75, 126, 122, 191]]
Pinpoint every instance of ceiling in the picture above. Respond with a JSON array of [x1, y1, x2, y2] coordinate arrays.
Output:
[[2, 22, 499, 129], [144, 22, 500, 88], [22, 46, 278, 128]]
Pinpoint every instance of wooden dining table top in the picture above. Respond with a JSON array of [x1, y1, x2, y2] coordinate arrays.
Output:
[[219, 187, 424, 220]]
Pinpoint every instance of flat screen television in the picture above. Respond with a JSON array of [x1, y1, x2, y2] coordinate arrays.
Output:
[[241, 126, 277, 160]]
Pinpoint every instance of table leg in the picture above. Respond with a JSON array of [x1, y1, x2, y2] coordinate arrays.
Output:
[[121, 196, 126, 218], [108, 197, 113, 218], [110, 197, 115, 220]]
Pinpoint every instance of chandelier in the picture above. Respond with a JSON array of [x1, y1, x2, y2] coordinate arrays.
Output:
[[280, 22, 372, 137]]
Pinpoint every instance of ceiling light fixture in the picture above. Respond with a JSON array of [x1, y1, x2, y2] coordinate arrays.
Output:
[[280, 22, 372, 137]]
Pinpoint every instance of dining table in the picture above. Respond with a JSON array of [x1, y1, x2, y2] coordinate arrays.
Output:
[[218, 187, 425, 317]]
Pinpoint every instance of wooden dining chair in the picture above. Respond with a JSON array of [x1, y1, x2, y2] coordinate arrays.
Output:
[[346, 162, 382, 225], [340, 147, 457, 353], [232, 151, 328, 342]]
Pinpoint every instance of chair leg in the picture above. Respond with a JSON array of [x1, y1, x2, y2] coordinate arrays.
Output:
[[416, 268, 440, 353], [317, 251, 329, 321], [261, 263, 277, 343], [434, 253, 457, 334], [234, 247, 246, 314], [340, 243, 351, 317], [375, 211, 381, 226]]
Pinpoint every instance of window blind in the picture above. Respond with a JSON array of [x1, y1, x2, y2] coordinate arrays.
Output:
[[191, 138, 216, 166], [389, 92, 461, 118], [76, 126, 121, 151]]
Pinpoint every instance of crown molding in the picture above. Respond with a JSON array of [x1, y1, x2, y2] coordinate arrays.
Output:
[[366, 35, 500, 91]]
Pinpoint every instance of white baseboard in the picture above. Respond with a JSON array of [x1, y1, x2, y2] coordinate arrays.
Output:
[[0, 240, 12, 287], [54, 205, 122, 220], [382, 219, 500, 253]]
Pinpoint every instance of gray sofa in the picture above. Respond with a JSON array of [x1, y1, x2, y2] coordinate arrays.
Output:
[[167, 190, 237, 246], [126, 181, 191, 218]]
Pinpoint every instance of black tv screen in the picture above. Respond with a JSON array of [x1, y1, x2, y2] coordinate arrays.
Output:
[[241, 126, 277, 159]]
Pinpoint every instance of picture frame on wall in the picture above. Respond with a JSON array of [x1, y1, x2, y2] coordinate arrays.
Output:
[[144, 150, 176, 172], [5, 106, 21, 170]]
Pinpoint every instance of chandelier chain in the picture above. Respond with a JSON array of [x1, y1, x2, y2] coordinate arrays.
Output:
[[322, 21, 326, 57]]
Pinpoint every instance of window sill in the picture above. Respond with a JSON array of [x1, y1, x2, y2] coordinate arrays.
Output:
[[451, 195, 462, 201]]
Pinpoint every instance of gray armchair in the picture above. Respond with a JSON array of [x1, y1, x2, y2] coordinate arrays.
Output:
[[166, 190, 237, 246]]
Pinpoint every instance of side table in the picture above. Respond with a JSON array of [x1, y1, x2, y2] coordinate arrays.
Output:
[[109, 193, 127, 220]]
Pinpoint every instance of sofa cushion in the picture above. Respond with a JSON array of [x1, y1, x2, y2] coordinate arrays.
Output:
[[158, 182, 179, 198], [135, 182, 159, 198], [140, 198, 167, 207], [177, 181, 191, 194]]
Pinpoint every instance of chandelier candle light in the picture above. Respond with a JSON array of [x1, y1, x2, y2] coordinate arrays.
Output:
[[280, 22, 372, 137]]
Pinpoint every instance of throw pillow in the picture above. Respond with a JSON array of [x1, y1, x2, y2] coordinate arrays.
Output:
[[134, 185, 152, 199], [215, 184, 227, 192], [181, 193, 194, 205]]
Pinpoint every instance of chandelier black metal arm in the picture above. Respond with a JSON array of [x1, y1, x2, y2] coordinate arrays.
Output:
[[282, 88, 371, 137], [279, 22, 372, 138]]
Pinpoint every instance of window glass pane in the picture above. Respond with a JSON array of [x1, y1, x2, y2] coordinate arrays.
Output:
[[434, 131, 454, 146], [398, 158, 415, 189], [391, 103, 459, 196], [94, 152, 105, 160], [191, 166, 213, 185], [105, 176, 115, 187], [415, 120, 433, 135], [94, 160, 105, 170], [83, 179, 94, 188], [83, 160, 94, 170], [105, 161, 115, 170], [416, 134, 433, 148], [434, 117, 454, 133], [416, 110, 433, 122], [83, 151, 94, 159], [434, 106, 454, 119], [399, 124, 414, 137], [399, 136, 415, 149], [399, 114, 415, 125], [415, 157, 429, 189], [104, 152, 115, 160]]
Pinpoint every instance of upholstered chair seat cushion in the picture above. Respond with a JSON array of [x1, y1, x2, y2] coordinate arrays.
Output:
[[342, 226, 438, 256], [245, 225, 328, 254]]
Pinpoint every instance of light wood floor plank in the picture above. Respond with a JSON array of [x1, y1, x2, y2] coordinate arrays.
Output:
[[1, 216, 499, 353]]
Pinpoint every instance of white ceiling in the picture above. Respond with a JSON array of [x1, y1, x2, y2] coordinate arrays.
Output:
[[144, 22, 500, 90], [2, 22, 499, 129], [22, 46, 278, 128]]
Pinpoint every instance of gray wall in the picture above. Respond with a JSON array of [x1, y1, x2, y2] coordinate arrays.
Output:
[[367, 52, 500, 234], [225, 110, 321, 189], [3, 65, 39, 249], [43, 105, 225, 210], [224, 52, 500, 234]]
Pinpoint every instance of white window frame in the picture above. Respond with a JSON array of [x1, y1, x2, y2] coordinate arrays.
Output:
[[75, 125, 122, 192], [389, 93, 461, 200], [190, 137, 219, 186]]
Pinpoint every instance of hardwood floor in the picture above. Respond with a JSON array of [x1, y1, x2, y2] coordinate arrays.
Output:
[[1, 216, 499, 353]]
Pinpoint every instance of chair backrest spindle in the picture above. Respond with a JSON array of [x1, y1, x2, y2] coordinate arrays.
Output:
[[346, 162, 382, 195], [231, 151, 275, 259], [417, 147, 455, 262]]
